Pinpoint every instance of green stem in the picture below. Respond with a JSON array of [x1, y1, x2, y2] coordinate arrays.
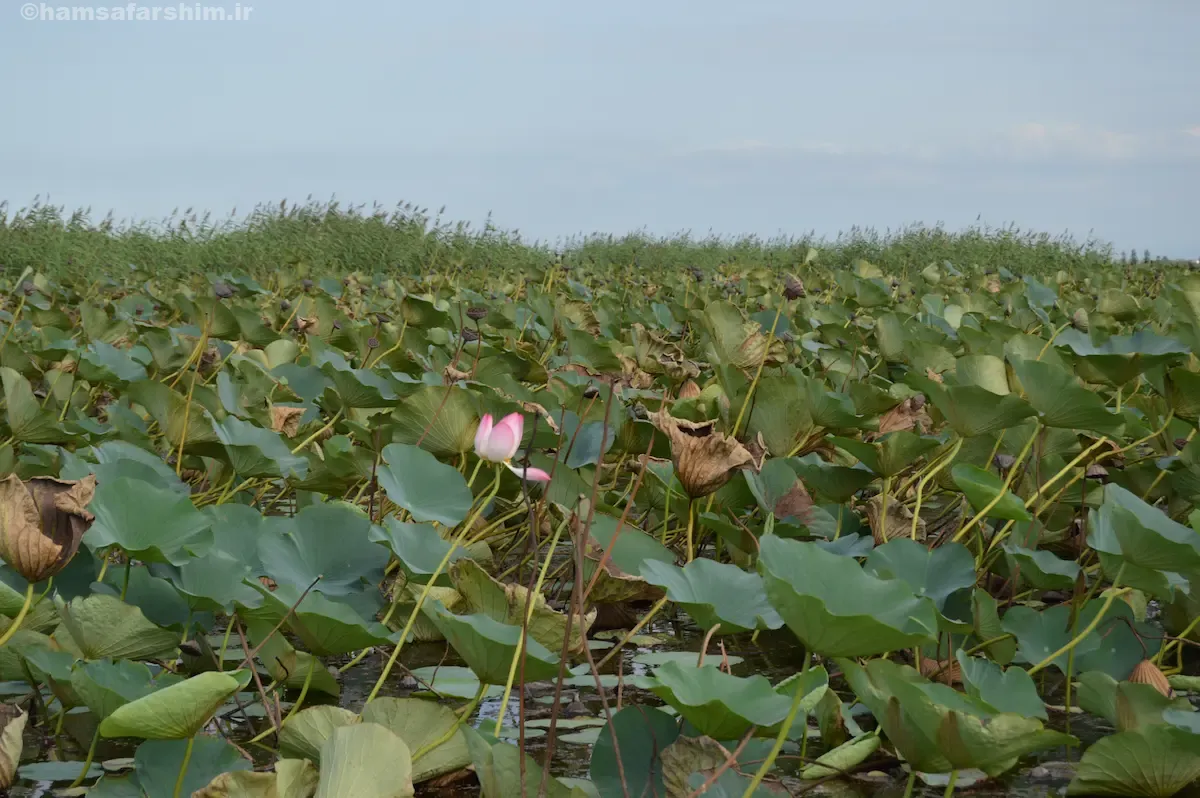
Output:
[[120, 558, 132, 601], [173, 736, 196, 798], [0, 583, 35, 648], [365, 466, 502, 705], [68, 728, 101, 788], [731, 298, 786, 438], [954, 422, 1040, 544], [684, 499, 696, 562], [289, 409, 343, 454], [902, 770, 917, 798], [943, 769, 958, 798], [494, 517, 565, 736], [742, 650, 811, 797], [912, 437, 963, 539]]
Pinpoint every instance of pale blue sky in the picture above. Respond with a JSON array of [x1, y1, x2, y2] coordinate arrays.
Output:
[[3, 0, 1198, 256]]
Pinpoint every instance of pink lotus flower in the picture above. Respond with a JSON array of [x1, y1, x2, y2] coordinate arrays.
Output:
[[474, 413, 551, 482]]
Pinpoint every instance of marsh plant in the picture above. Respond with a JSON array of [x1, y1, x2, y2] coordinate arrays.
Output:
[[0, 202, 1199, 796]]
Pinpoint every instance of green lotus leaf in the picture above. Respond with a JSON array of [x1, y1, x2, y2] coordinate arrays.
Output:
[[378, 443, 473, 526], [1001, 542, 1081, 590], [54, 594, 180, 661], [758, 535, 938, 657], [864, 538, 976, 616], [370, 518, 473, 586], [1055, 328, 1190, 386], [134, 735, 252, 798], [249, 585, 393, 656], [589, 706, 680, 798], [955, 652, 1046, 719], [637, 662, 793, 740], [799, 732, 881, 780], [951, 463, 1032, 522], [909, 377, 1036, 437], [1074, 671, 1193, 732], [1002, 599, 1158, 679], [1067, 724, 1200, 797], [85, 477, 213, 565], [209, 415, 308, 479], [640, 558, 782, 634], [278, 706, 361, 763], [1009, 357, 1125, 434], [314, 723, 414, 798], [99, 670, 252, 739], [245, 618, 340, 698], [389, 385, 478, 457], [70, 659, 160, 721], [360, 697, 471, 784], [1088, 484, 1200, 590], [256, 503, 388, 596], [424, 599, 560, 684]]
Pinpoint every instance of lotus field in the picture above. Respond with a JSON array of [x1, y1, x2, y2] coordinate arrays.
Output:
[[2, 209, 1200, 797]]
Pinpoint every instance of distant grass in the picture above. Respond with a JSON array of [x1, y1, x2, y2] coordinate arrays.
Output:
[[0, 197, 1140, 285]]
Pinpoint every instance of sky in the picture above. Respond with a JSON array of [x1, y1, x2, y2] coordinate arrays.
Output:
[[3, 0, 1199, 256]]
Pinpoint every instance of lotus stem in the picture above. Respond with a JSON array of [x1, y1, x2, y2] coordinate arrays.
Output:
[[943, 769, 958, 797], [68, 728, 101, 788], [173, 735, 196, 798], [595, 595, 669, 671], [0, 582, 35, 648], [684, 499, 696, 563], [902, 770, 917, 798], [494, 515, 564, 736], [216, 621, 235, 672], [365, 466, 502, 705], [731, 298, 786, 439], [289, 409, 343, 454], [911, 437, 963, 540], [120, 558, 132, 601], [953, 422, 1040, 544], [0, 295, 25, 353], [741, 650, 811, 797]]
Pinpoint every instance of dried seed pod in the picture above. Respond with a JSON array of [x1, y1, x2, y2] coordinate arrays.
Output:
[[583, 385, 601, 399], [366, 336, 380, 349], [301, 278, 313, 291], [279, 299, 291, 311], [993, 454, 1016, 471], [212, 281, 235, 299], [461, 327, 479, 342], [1085, 464, 1109, 481], [466, 306, 488, 321], [783, 274, 806, 300]]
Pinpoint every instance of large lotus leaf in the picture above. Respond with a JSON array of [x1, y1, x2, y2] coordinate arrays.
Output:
[[245, 618, 340, 698], [77, 341, 148, 384], [194, 760, 318, 798], [134, 736, 252, 798], [909, 377, 1036, 437], [424, 599, 560, 684], [279, 706, 361, 763], [464, 727, 585, 798], [360, 697, 471, 784], [54, 594, 180, 661], [640, 558, 782, 634], [839, 657, 1071, 775], [314, 357, 399, 410], [315, 723, 415, 798], [1002, 599, 1158, 679], [864, 538, 976, 616], [99, 670, 252, 739], [1001, 542, 1081, 590], [85, 477, 212, 565], [70, 659, 160, 721], [378, 444, 473, 526], [789, 455, 875, 503], [257, 503, 388, 596], [389, 385, 478, 457], [972, 589, 1016, 664], [1088, 484, 1200, 587], [1055, 329, 1190, 386], [1, 367, 69, 443], [126, 378, 221, 447], [758, 535, 938, 657], [100, 564, 201, 632], [250, 586, 393, 656], [1165, 368, 1200, 420], [956, 354, 1011, 395], [1067, 724, 1200, 797], [955, 653, 1046, 719], [61, 440, 187, 495], [370, 519, 472, 587], [20, 647, 79, 707], [589, 706, 680, 798], [743, 374, 817, 457], [449, 559, 591, 654], [637, 662, 793, 740], [161, 551, 263, 613], [578, 511, 672, 604], [210, 416, 308, 479], [937, 709, 1075, 774], [1009, 358, 1125, 434], [951, 463, 1032, 522]]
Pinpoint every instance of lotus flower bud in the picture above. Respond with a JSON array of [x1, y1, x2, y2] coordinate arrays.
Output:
[[1129, 659, 1172, 697], [0, 474, 96, 583]]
